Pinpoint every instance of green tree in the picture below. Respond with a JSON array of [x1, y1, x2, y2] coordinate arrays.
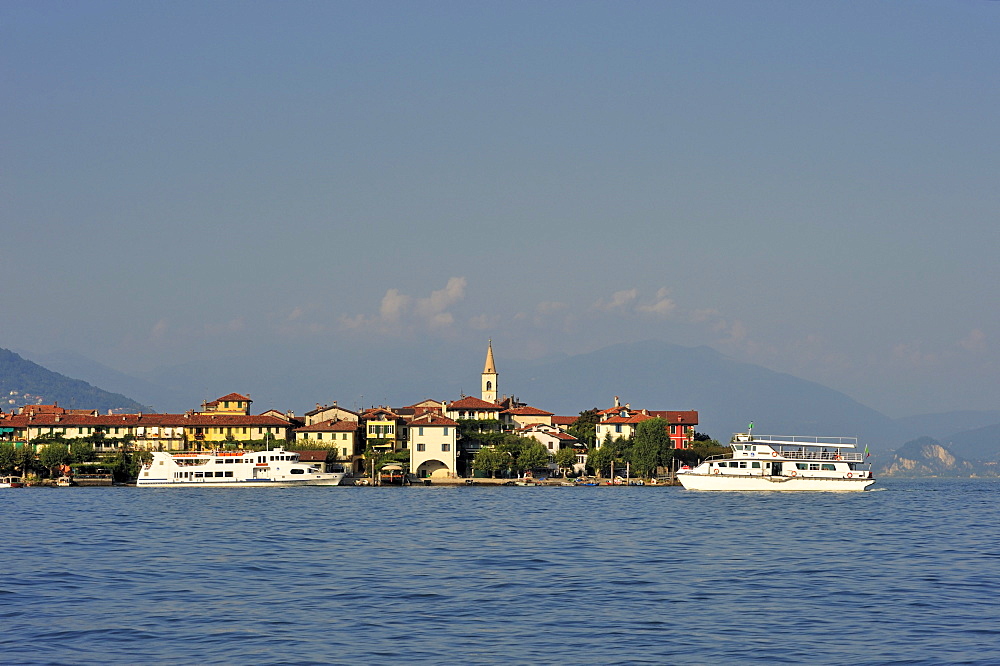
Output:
[[472, 447, 507, 478], [517, 440, 551, 473], [554, 447, 578, 475], [39, 442, 72, 476], [0, 443, 17, 475], [567, 409, 599, 447], [633, 417, 673, 476]]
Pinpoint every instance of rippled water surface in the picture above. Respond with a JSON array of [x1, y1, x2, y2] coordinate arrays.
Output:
[[2, 479, 999, 664]]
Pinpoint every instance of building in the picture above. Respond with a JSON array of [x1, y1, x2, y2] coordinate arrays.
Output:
[[408, 413, 459, 479], [292, 419, 361, 468], [594, 397, 697, 449], [304, 402, 359, 426]]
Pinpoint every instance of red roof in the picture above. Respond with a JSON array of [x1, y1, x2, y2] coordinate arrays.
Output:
[[295, 419, 360, 433], [408, 413, 459, 427], [503, 406, 554, 416], [4, 412, 292, 428], [551, 416, 577, 426], [208, 393, 252, 404], [448, 396, 501, 410]]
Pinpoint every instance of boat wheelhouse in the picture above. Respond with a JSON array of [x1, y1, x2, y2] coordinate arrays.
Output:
[[677, 432, 875, 491], [136, 447, 345, 487]]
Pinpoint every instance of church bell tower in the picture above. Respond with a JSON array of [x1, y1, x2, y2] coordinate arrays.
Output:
[[481, 340, 498, 403]]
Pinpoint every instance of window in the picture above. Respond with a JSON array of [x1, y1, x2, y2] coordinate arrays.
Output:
[[821, 464, 836, 471], [224, 471, 233, 477], [290, 469, 304, 475], [342, 448, 348, 457], [442, 443, 450, 452], [809, 464, 820, 471], [751, 462, 761, 468], [615, 425, 622, 433], [443, 427, 449, 435], [796, 463, 808, 470], [419, 427, 424, 436], [417, 443, 425, 452]]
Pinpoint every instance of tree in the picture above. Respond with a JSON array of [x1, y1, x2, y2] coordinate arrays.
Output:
[[0, 443, 16, 475], [472, 447, 507, 478], [633, 418, 673, 476], [517, 440, 551, 473], [567, 409, 599, 447], [39, 442, 72, 476], [554, 447, 578, 476]]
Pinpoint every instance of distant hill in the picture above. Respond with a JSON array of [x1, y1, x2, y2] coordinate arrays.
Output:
[[938, 423, 1000, 463], [503, 340, 907, 448], [877, 437, 985, 478], [0, 348, 151, 413], [23, 349, 190, 413]]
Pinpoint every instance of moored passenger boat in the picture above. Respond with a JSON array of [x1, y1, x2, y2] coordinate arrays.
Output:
[[136, 447, 345, 487], [1, 476, 24, 488], [677, 432, 876, 491]]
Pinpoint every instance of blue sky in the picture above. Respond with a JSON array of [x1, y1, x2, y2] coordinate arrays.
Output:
[[3, 1, 998, 417]]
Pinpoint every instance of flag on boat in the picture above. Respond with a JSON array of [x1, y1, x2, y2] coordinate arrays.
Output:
[[864, 444, 870, 458], [748, 421, 754, 430]]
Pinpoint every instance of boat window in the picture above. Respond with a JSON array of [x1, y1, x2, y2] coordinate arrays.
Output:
[[796, 463, 808, 470], [290, 469, 304, 475], [809, 464, 819, 471], [224, 471, 233, 477], [738, 461, 747, 468], [751, 462, 761, 468], [821, 464, 836, 471]]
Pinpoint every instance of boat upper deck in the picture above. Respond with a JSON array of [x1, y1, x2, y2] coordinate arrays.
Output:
[[733, 433, 858, 448]]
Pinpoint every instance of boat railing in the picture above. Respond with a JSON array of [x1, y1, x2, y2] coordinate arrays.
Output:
[[740, 434, 859, 447], [775, 450, 863, 462]]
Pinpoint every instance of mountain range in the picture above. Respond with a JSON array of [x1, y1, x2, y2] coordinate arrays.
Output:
[[0, 348, 150, 413], [7, 340, 1000, 467]]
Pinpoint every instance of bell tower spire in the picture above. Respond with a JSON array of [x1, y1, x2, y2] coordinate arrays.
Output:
[[482, 339, 498, 403]]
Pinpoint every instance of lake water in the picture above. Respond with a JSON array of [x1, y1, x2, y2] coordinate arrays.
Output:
[[2, 479, 999, 664]]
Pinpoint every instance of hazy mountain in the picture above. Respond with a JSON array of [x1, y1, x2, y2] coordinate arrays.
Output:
[[937, 423, 1000, 462], [892, 410, 1000, 442], [876, 437, 982, 477], [503, 340, 906, 447], [23, 349, 190, 413], [0, 348, 151, 413]]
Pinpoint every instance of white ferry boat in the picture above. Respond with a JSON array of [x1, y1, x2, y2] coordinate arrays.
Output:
[[136, 447, 346, 487], [677, 432, 875, 492]]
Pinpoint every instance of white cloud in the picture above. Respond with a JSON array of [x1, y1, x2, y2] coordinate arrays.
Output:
[[593, 288, 638, 312], [340, 277, 467, 336], [637, 288, 677, 317]]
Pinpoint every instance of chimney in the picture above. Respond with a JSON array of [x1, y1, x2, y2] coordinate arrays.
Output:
[[614, 396, 620, 407]]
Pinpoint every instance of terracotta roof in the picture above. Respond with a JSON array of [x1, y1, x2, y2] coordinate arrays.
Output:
[[647, 410, 699, 424], [408, 413, 459, 427], [5, 412, 292, 428], [291, 450, 328, 462], [503, 406, 554, 416], [361, 407, 401, 420], [448, 396, 501, 410], [295, 419, 360, 433], [208, 393, 252, 404], [551, 416, 577, 426]]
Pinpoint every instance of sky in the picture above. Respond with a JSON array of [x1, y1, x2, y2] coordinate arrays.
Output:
[[2, 1, 998, 418]]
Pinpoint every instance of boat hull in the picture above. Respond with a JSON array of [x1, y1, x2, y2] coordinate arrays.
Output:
[[678, 473, 875, 492], [137, 473, 345, 488]]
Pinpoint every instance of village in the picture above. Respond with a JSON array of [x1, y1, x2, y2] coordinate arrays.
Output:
[[0, 342, 701, 485]]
